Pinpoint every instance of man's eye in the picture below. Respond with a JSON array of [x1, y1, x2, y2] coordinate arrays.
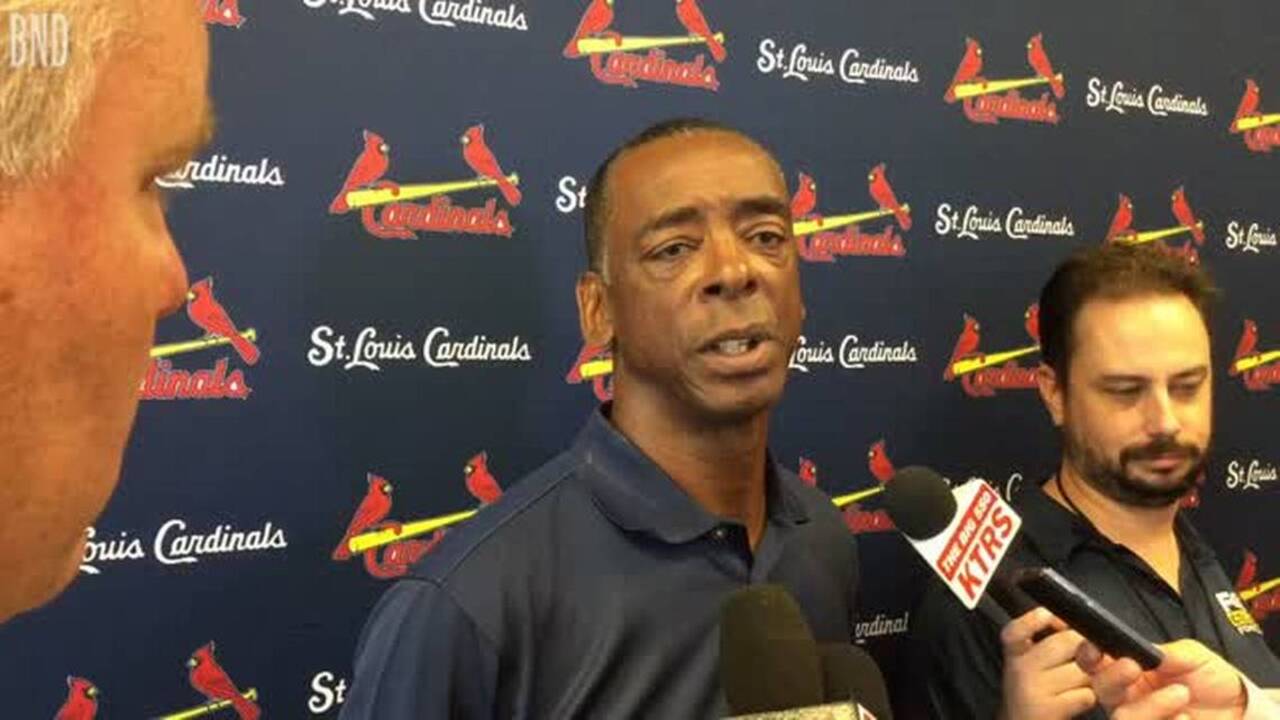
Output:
[[1107, 387, 1142, 398], [750, 230, 786, 247], [1172, 383, 1201, 398], [653, 242, 693, 259]]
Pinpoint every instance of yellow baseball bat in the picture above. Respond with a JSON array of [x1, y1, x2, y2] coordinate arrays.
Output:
[[1240, 577, 1280, 602], [1235, 113, 1280, 131], [950, 345, 1040, 377], [348, 510, 478, 553], [1234, 350, 1280, 374], [1115, 222, 1202, 245], [154, 689, 258, 720], [344, 174, 518, 209], [952, 74, 1062, 100], [150, 329, 258, 359], [792, 205, 907, 236], [832, 486, 885, 508], [575, 32, 725, 56]]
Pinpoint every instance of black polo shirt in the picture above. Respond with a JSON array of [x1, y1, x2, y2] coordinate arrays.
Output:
[[901, 479, 1280, 720], [340, 406, 860, 719]]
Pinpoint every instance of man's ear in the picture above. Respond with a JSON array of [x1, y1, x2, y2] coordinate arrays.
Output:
[[576, 271, 613, 348], [1037, 363, 1065, 427]]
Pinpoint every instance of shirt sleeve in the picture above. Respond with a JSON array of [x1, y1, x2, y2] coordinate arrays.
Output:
[[339, 579, 498, 719]]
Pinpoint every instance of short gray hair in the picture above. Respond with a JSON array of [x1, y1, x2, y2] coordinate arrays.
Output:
[[0, 0, 121, 187]]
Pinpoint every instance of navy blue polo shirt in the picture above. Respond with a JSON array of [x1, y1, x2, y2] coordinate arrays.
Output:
[[901, 479, 1280, 720], [340, 406, 860, 719]]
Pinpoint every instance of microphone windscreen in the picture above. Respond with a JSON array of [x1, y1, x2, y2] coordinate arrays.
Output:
[[818, 644, 894, 720], [881, 466, 954, 540], [720, 585, 824, 713]]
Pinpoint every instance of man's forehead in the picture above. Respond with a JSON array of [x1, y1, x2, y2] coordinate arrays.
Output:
[[1071, 294, 1210, 373], [610, 131, 787, 209]]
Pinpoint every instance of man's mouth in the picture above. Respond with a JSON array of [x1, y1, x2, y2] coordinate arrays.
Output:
[[701, 326, 773, 356], [708, 337, 762, 356]]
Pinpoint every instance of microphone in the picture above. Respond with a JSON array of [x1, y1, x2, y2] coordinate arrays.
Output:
[[818, 644, 894, 720], [882, 466, 1163, 669], [721, 585, 824, 714], [720, 585, 892, 719], [881, 466, 1034, 623]]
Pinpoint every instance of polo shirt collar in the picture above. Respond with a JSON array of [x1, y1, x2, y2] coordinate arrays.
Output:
[[574, 405, 809, 544]]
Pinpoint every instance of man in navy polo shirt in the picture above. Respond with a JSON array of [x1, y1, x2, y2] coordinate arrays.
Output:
[[340, 119, 859, 718]]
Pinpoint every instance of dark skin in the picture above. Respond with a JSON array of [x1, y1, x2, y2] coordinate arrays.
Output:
[[576, 131, 804, 550]]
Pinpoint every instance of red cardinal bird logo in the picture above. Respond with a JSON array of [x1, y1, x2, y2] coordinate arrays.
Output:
[[1236, 550, 1280, 622], [1026, 34, 1064, 99], [675, 0, 725, 62], [187, 643, 261, 720], [461, 124, 522, 206], [1024, 303, 1040, 344], [798, 457, 818, 487], [791, 172, 818, 221], [565, 343, 614, 401], [186, 278, 260, 365], [1231, 320, 1260, 376], [54, 676, 99, 720], [564, 0, 619, 58], [332, 474, 395, 561], [1170, 187, 1205, 245], [943, 315, 982, 380], [944, 37, 983, 103], [329, 130, 392, 214], [867, 440, 896, 484], [867, 164, 911, 231], [1232, 79, 1261, 133], [1106, 194, 1134, 241], [464, 452, 503, 505]]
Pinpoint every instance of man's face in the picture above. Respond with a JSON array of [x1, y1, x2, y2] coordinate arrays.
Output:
[[1042, 294, 1212, 508], [0, 2, 212, 621], [581, 131, 803, 424]]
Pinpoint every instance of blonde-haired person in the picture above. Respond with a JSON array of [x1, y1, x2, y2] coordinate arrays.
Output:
[[0, 0, 214, 623]]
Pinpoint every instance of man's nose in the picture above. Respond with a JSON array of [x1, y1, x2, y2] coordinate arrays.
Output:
[[699, 227, 756, 301]]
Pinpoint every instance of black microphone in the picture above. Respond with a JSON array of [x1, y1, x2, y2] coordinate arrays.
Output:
[[720, 584, 824, 714], [882, 466, 1163, 669], [818, 643, 894, 720]]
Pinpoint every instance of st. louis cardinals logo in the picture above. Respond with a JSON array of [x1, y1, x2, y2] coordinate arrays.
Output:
[[328, 126, 522, 240], [563, 0, 726, 91], [1104, 186, 1204, 264], [1230, 318, 1280, 392], [1229, 79, 1280, 153], [201, 0, 245, 28], [1236, 550, 1280, 628], [332, 453, 503, 579], [790, 164, 911, 262], [53, 677, 99, 720], [943, 304, 1040, 397], [797, 440, 899, 534], [142, 277, 259, 401], [565, 343, 614, 401], [944, 34, 1065, 125]]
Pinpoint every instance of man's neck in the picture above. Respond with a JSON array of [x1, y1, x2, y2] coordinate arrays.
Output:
[[609, 389, 770, 549], [1045, 461, 1182, 589]]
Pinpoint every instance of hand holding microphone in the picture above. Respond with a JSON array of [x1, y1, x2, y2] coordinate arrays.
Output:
[[882, 467, 1166, 719]]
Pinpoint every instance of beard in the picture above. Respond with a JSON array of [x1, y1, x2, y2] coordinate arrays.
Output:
[[1062, 426, 1207, 508]]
